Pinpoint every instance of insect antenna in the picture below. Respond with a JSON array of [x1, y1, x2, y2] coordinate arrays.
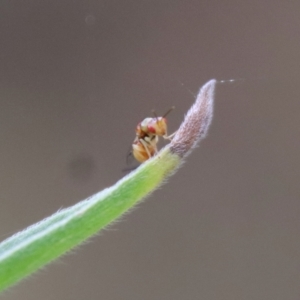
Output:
[[163, 106, 175, 118], [151, 109, 158, 121]]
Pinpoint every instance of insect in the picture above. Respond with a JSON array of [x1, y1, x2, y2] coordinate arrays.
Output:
[[130, 107, 175, 163]]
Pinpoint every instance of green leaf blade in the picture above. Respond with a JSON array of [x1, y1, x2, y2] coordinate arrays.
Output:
[[0, 79, 216, 292], [0, 148, 180, 291]]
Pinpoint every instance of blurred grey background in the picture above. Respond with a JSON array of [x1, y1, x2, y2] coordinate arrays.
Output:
[[1, 1, 300, 299]]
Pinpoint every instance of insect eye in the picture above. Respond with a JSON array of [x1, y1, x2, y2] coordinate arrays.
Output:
[[148, 126, 156, 133]]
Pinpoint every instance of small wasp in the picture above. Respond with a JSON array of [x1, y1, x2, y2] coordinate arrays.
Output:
[[129, 107, 175, 163]]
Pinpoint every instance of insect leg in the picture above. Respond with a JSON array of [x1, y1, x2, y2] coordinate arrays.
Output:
[[139, 139, 157, 158], [164, 130, 177, 140], [139, 138, 152, 158]]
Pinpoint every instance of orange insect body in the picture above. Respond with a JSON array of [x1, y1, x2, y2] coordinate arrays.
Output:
[[131, 108, 174, 163], [132, 136, 158, 163]]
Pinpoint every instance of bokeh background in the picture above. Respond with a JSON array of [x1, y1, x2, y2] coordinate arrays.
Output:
[[1, 1, 300, 299]]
